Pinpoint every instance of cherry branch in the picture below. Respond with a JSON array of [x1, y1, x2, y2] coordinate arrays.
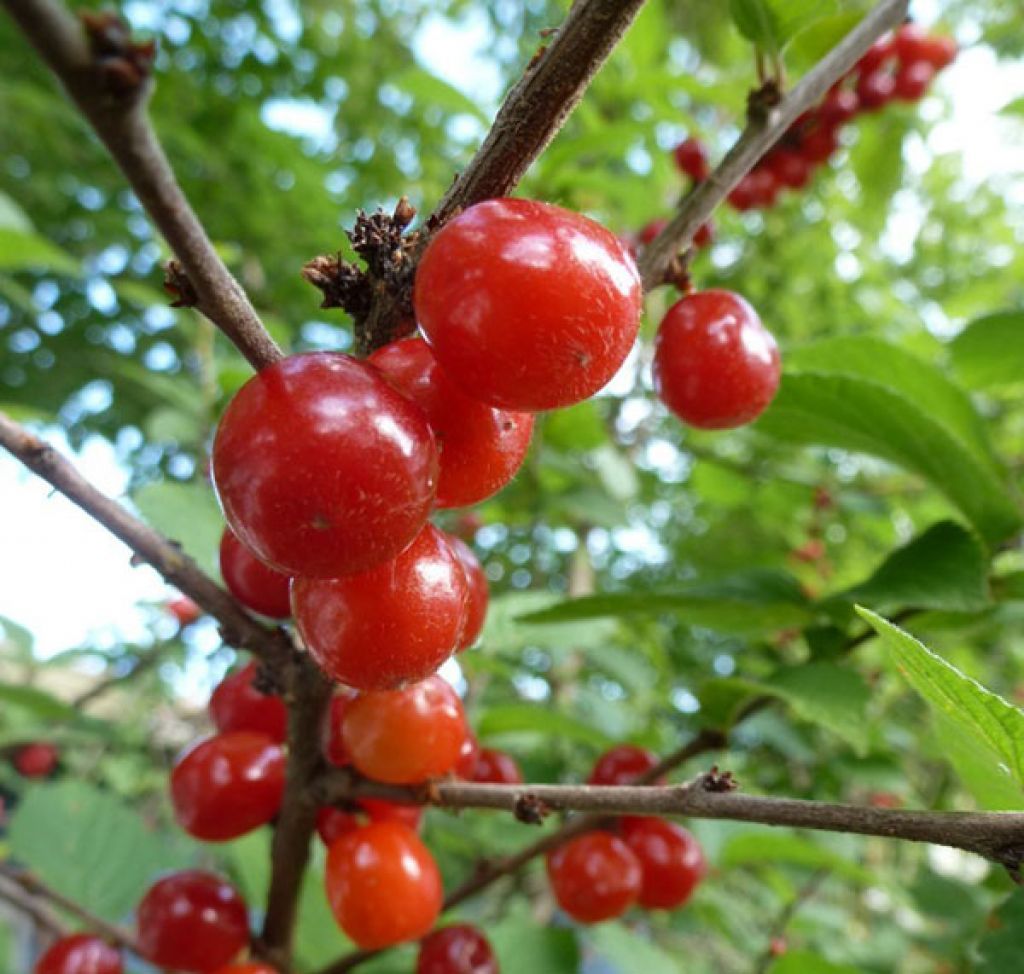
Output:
[[1, 0, 282, 371], [637, 0, 910, 289], [0, 871, 68, 940]]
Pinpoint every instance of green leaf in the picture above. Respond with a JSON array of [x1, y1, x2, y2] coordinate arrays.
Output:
[[392, 66, 488, 122], [770, 952, 862, 974], [786, 9, 867, 70], [0, 191, 32, 231], [0, 227, 80, 275], [949, 310, 1024, 390], [0, 683, 78, 720], [477, 703, 613, 748], [837, 521, 991, 614], [543, 401, 607, 452], [730, 0, 836, 53], [720, 832, 874, 884], [588, 922, 682, 974], [132, 480, 224, 575], [857, 608, 1024, 795], [999, 96, 1024, 117], [0, 616, 33, 654], [977, 890, 1024, 974], [932, 712, 1024, 811], [489, 903, 580, 973]]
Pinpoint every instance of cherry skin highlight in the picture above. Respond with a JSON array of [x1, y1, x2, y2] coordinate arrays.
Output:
[[325, 821, 442, 949], [587, 744, 660, 786], [621, 816, 707, 910], [136, 870, 249, 973], [546, 832, 642, 923], [653, 289, 781, 430], [293, 524, 468, 691], [472, 748, 523, 785], [212, 352, 438, 579], [455, 733, 481, 779], [417, 925, 499, 974], [369, 337, 534, 508], [170, 732, 285, 841], [35, 935, 122, 974], [855, 70, 896, 111], [218, 529, 291, 619], [448, 534, 488, 650], [341, 675, 468, 784], [209, 660, 288, 743], [14, 742, 58, 778], [414, 198, 643, 412], [894, 60, 935, 101]]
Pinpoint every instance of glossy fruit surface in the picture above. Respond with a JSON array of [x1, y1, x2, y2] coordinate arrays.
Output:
[[417, 925, 499, 974], [798, 124, 839, 164], [325, 822, 442, 949], [316, 806, 361, 845], [293, 525, 468, 691], [857, 36, 894, 73], [137, 870, 248, 973], [322, 689, 356, 767], [209, 661, 287, 743], [587, 744, 660, 786], [855, 70, 896, 110], [414, 199, 643, 411], [472, 748, 523, 785], [894, 60, 935, 100], [766, 149, 810, 190], [370, 338, 534, 508], [653, 290, 780, 430], [454, 734, 481, 778], [448, 535, 488, 650], [673, 137, 710, 182], [819, 87, 859, 125], [14, 742, 58, 778], [170, 732, 285, 841], [341, 676, 467, 784], [35, 935, 121, 974], [546, 832, 642, 923], [621, 816, 707, 909], [219, 529, 292, 618], [212, 352, 438, 579]]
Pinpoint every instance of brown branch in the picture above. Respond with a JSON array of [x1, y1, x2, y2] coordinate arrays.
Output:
[[0, 871, 68, 939], [2, 0, 282, 371], [637, 0, 910, 289]]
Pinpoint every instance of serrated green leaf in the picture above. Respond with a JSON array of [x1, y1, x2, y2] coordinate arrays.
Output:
[[786, 9, 866, 70], [588, 922, 682, 974], [0, 227, 80, 274], [977, 890, 1024, 974], [0, 191, 32, 232], [933, 712, 1024, 810], [770, 952, 862, 974], [730, 0, 838, 53], [132, 480, 224, 575], [489, 902, 580, 973], [720, 832, 874, 883], [949, 310, 1024, 390]]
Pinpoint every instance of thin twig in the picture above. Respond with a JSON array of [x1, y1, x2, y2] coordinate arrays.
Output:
[[753, 870, 829, 974], [0, 872, 68, 939]]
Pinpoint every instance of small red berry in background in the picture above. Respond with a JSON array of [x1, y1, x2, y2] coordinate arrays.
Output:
[[219, 530, 291, 619], [765, 149, 811, 191], [417, 924, 500, 974], [868, 791, 903, 809], [855, 70, 896, 111], [620, 817, 707, 910], [321, 689, 356, 767], [857, 35, 894, 74], [325, 821, 442, 949], [370, 337, 534, 509], [673, 136, 710, 182], [35, 934, 121, 974], [209, 660, 287, 743], [316, 807, 361, 845], [341, 676, 468, 784], [212, 352, 439, 580], [798, 124, 839, 164], [170, 732, 285, 841], [452, 511, 483, 541], [587, 744, 660, 786], [360, 798, 424, 831], [693, 220, 714, 249], [894, 60, 936, 101], [727, 176, 758, 212], [414, 198, 643, 412], [769, 937, 788, 957], [471, 748, 523, 785], [167, 595, 201, 627], [136, 870, 249, 973], [637, 218, 668, 247], [546, 832, 642, 923], [653, 289, 781, 430], [820, 87, 859, 126], [448, 534, 489, 650], [293, 524, 468, 691], [14, 742, 58, 778]]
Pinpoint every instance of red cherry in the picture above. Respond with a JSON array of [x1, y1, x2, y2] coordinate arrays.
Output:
[[765, 149, 811, 190], [546, 832, 642, 923], [170, 732, 285, 841], [727, 176, 757, 212], [748, 168, 780, 207], [209, 661, 288, 743], [856, 35, 894, 74], [35, 935, 121, 974], [341, 676, 468, 784], [892, 23, 929, 63], [918, 34, 957, 70], [414, 198, 642, 412], [369, 338, 534, 509], [893, 60, 935, 100], [316, 806, 361, 845], [325, 821, 442, 949], [360, 798, 424, 831], [167, 596, 201, 626], [819, 87, 859, 126], [212, 352, 438, 579], [587, 745, 660, 786], [417, 925, 499, 974], [620, 817, 707, 910], [455, 734, 481, 779], [293, 524, 468, 691], [798, 124, 839, 164], [448, 535, 488, 650], [653, 289, 781, 430], [219, 530, 291, 619], [472, 748, 523, 785], [673, 137, 711, 182], [322, 689, 357, 767], [769, 937, 788, 957], [14, 742, 58, 778], [136, 870, 249, 973], [855, 70, 896, 111], [693, 220, 714, 249], [637, 218, 668, 247]]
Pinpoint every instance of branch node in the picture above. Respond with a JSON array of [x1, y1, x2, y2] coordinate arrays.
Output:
[[746, 79, 783, 124], [163, 259, 198, 308], [301, 254, 371, 316], [514, 793, 552, 825], [80, 10, 155, 97], [703, 766, 739, 793]]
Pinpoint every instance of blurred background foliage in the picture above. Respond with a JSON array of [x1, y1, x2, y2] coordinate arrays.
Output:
[[1, 0, 1023, 971]]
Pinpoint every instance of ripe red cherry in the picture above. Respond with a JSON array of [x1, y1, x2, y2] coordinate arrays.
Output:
[[170, 732, 285, 841], [455, 734, 481, 779], [448, 535, 488, 650], [637, 218, 668, 246], [316, 807, 361, 845], [653, 289, 781, 430], [892, 23, 935, 64], [341, 675, 468, 784], [472, 748, 523, 785], [819, 87, 859, 126], [360, 798, 424, 831], [325, 821, 442, 949], [369, 338, 534, 509], [692, 220, 714, 249], [620, 817, 707, 909], [136, 870, 249, 973], [546, 832, 642, 923], [727, 176, 757, 211], [765, 149, 811, 190], [417, 925, 499, 974], [14, 742, 58, 778], [293, 525, 468, 691], [894, 60, 935, 100], [167, 595, 201, 626], [414, 198, 642, 412], [209, 660, 287, 743], [798, 124, 839, 164], [587, 745, 660, 786], [856, 35, 894, 74], [321, 689, 356, 767], [35, 934, 121, 974], [918, 34, 957, 70], [219, 530, 291, 619], [212, 352, 438, 579], [673, 137, 710, 182], [855, 69, 897, 110]]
